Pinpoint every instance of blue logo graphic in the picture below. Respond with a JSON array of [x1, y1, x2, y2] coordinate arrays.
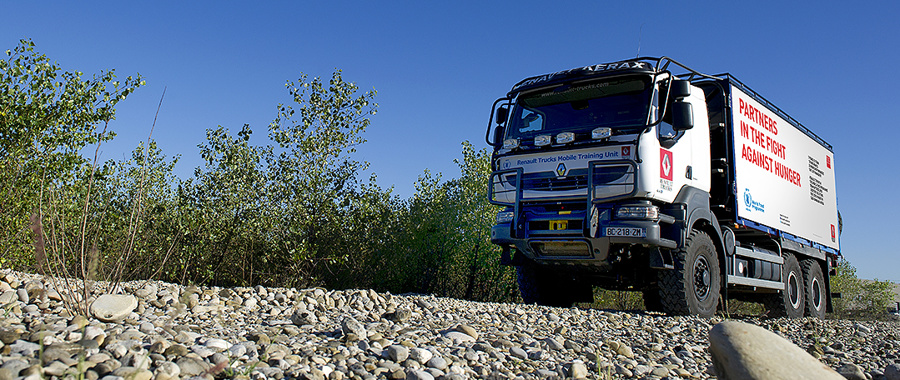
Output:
[[743, 189, 765, 213]]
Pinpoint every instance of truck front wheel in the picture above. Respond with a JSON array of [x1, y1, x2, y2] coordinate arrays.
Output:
[[517, 259, 593, 307], [658, 230, 720, 317], [762, 253, 805, 318], [801, 259, 827, 319]]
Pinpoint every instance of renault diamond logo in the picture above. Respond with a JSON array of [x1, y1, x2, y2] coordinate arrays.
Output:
[[556, 163, 567, 177]]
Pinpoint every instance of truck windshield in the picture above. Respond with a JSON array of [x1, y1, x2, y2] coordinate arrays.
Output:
[[507, 76, 653, 140]]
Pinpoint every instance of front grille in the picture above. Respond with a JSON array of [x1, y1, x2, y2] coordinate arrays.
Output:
[[529, 240, 591, 257], [517, 169, 589, 191]]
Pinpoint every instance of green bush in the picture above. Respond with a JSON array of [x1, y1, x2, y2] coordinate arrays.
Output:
[[0, 39, 144, 279], [830, 257, 896, 319]]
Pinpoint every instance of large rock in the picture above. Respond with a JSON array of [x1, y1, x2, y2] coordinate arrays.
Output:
[[885, 364, 900, 380], [90, 294, 137, 322], [709, 320, 844, 380]]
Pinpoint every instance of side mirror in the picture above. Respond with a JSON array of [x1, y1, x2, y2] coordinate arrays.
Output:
[[672, 102, 694, 131], [493, 126, 505, 146], [495, 106, 509, 125], [670, 80, 691, 99]]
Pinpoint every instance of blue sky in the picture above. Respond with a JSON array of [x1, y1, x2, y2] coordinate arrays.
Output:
[[4, 1, 899, 282]]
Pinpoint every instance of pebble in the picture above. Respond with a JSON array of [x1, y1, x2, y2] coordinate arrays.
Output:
[[0, 269, 897, 380]]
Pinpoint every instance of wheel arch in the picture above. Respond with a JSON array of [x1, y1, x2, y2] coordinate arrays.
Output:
[[674, 186, 728, 267]]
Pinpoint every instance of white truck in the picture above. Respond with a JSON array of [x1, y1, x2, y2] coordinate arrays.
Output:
[[486, 57, 840, 318]]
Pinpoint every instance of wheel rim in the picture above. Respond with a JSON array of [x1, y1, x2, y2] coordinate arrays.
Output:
[[788, 271, 801, 308], [811, 277, 822, 310], [693, 255, 711, 301]]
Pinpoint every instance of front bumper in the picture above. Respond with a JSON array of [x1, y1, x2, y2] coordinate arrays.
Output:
[[491, 210, 676, 266]]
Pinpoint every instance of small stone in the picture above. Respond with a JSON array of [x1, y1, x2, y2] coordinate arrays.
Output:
[[175, 357, 209, 376], [228, 343, 247, 357], [341, 316, 366, 339], [405, 370, 434, 380], [90, 294, 137, 322], [0, 328, 23, 344], [651, 366, 669, 377], [70, 315, 89, 329], [426, 356, 448, 370], [510, 346, 528, 360], [112, 367, 152, 380], [290, 309, 317, 325], [9, 340, 41, 356], [385, 309, 412, 322], [0, 368, 12, 380], [16, 288, 28, 303], [43, 361, 69, 377], [442, 331, 475, 343], [138, 322, 155, 334], [163, 344, 189, 357], [567, 361, 588, 379], [615, 364, 633, 377], [615, 344, 634, 358], [205, 338, 230, 351], [454, 324, 478, 340], [154, 361, 180, 380], [247, 331, 271, 345], [543, 337, 564, 350], [387, 345, 410, 362], [0, 290, 17, 305], [837, 364, 867, 380], [409, 348, 433, 364]]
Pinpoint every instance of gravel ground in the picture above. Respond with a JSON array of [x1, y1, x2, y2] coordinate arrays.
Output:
[[0, 269, 898, 380]]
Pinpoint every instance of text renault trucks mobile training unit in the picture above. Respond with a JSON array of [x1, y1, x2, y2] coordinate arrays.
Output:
[[486, 57, 839, 318]]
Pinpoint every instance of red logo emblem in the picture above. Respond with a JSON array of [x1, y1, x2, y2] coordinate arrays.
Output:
[[660, 148, 673, 181], [621, 146, 631, 158], [831, 224, 835, 241], [826, 156, 832, 169]]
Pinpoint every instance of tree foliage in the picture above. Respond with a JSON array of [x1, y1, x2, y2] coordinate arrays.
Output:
[[831, 256, 896, 318], [0, 40, 516, 303], [0, 39, 143, 272]]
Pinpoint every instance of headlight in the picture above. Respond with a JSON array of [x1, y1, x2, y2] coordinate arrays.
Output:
[[616, 205, 659, 220], [534, 135, 551, 146], [592, 127, 612, 139], [496, 210, 515, 224], [503, 138, 520, 149], [556, 132, 575, 144]]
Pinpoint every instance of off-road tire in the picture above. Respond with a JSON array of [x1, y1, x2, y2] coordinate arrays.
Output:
[[658, 230, 720, 317], [801, 259, 827, 319], [762, 253, 805, 318], [517, 260, 593, 307]]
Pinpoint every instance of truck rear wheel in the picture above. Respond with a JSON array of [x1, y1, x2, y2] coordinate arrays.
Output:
[[801, 259, 827, 319], [658, 230, 720, 317], [762, 253, 805, 318], [517, 259, 593, 307]]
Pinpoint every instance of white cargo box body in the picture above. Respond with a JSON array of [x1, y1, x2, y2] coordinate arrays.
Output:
[[729, 82, 839, 251]]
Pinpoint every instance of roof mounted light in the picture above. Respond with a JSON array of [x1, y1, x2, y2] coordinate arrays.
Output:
[[592, 127, 612, 140], [556, 132, 575, 144], [502, 138, 520, 150], [534, 135, 551, 146]]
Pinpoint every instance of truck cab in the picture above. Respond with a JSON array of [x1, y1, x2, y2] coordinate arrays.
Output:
[[487, 57, 839, 318]]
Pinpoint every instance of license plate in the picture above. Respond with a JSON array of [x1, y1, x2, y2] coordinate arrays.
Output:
[[605, 227, 646, 237], [549, 220, 568, 230]]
